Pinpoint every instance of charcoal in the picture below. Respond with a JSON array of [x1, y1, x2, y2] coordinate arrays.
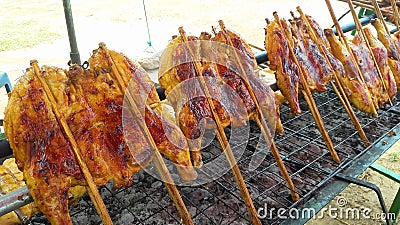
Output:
[[26, 88, 400, 224]]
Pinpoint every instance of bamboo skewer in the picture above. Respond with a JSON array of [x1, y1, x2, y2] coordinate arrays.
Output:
[[339, 0, 391, 13], [346, 0, 394, 106], [30, 60, 113, 225], [178, 27, 262, 225], [371, 0, 392, 34], [98, 43, 193, 225], [371, 0, 400, 54], [272, 12, 341, 164], [325, 0, 379, 117], [390, 0, 400, 30], [295, 7, 370, 146], [216, 20, 300, 201]]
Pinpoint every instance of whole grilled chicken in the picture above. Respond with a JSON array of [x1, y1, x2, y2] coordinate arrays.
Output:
[[210, 29, 284, 135], [350, 34, 389, 108], [363, 27, 397, 100], [265, 20, 302, 115], [159, 28, 283, 166], [324, 29, 376, 115], [371, 19, 400, 89], [4, 46, 196, 225]]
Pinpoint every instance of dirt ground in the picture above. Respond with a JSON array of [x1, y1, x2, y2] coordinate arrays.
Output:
[[0, 0, 399, 224]]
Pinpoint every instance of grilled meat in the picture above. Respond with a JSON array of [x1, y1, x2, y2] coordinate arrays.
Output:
[[324, 29, 376, 115], [159, 28, 284, 166], [286, 20, 319, 92], [371, 19, 400, 89], [4, 47, 196, 225], [0, 158, 86, 225], [363, 27, 397, 100], [350, 35, 389, 108], [305, 14, 331, 50], [265, 20, 302, 115], [294, 17, 334, 90], [211, 28, 283, 134]]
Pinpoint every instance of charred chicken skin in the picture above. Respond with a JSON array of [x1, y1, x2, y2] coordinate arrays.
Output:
[[363, 27, 397, 101], [324, 29, 376, 115], [159, 28, 283, 166], [287, 19, 334, 92], [265, 20, 302, 115], [350, 35, 389, 108], [371, 19, 400, 89], [4, 47, 196, 225]]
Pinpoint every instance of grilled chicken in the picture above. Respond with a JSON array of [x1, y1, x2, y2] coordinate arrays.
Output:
[[363, 27, 397, 100], [290, 19, 333, 92], [160, 34, 231, 167], [159, 28, 284, 166], [305, 14, 331, 50], [265, 20, 302, 115], [89, 47, 197, 179], [4, 46, 196, 225], [324, 29, 376, 115], [0, 158, 86, 225], [350, 35, 389, 108], [285, 20, 319, 92], [211, 29, 283, 135], [371, 19, 400, 89]]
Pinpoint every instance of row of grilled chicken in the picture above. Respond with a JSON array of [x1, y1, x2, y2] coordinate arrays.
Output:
[[4, 46, 201, 224], [3, 23, 284, 223], [265, 13, 399, 117], [7, 11, 400, 225]]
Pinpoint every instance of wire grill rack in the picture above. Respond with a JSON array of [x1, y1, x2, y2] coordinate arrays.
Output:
[[27, 81, 400, 224]]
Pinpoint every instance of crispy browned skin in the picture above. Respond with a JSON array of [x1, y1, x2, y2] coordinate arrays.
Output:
[[350, 35, 389, 108], [265, 21, 302, 115], [324, 29, 376, 115], [288, 20, 319, 91], [4, 65, 153, 225], [293, 18, 334, 91], [160, 35, 230, 167], [211, 29, 284, 135], [363, 27, 397, 100], [89, 48, 197, 180], [0, 158, 86, 225], [306, 15, 331, 50], [159, 29, 284, 166], [5, 48, 196, 224], [371, 19, 400, 89]]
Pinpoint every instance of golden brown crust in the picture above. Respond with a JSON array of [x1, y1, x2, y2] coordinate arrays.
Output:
[[4, 47, 197, 224]]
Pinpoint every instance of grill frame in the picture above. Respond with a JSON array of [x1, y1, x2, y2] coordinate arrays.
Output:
[[24, 75, 400, 224]]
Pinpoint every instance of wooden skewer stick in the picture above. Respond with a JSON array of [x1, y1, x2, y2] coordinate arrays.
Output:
[[325, 0, 379, 117], [338, 0, 393, 16], [217, 20, 300, 201], [296, 6, 370, 146], [272, 12, 341, 163], [390, 0, 400, 30], [371, 0, 400, 54], [98, 43, 193, 225], [178, 27, 262, 225], [30, 60, 113, 225], [371, 0, 392, 35], [346, 0, 393, 106]]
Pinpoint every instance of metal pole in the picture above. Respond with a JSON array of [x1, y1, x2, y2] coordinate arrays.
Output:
[[62, 0, 81, 65]]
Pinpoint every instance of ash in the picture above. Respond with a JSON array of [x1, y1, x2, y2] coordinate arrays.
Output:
[[28, 90, 400, 224]]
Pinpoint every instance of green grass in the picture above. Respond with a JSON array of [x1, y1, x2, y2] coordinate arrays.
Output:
[[0, 19, 61, 51]]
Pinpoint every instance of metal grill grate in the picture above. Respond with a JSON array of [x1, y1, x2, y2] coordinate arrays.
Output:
[[28, 82, 400, 224]]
